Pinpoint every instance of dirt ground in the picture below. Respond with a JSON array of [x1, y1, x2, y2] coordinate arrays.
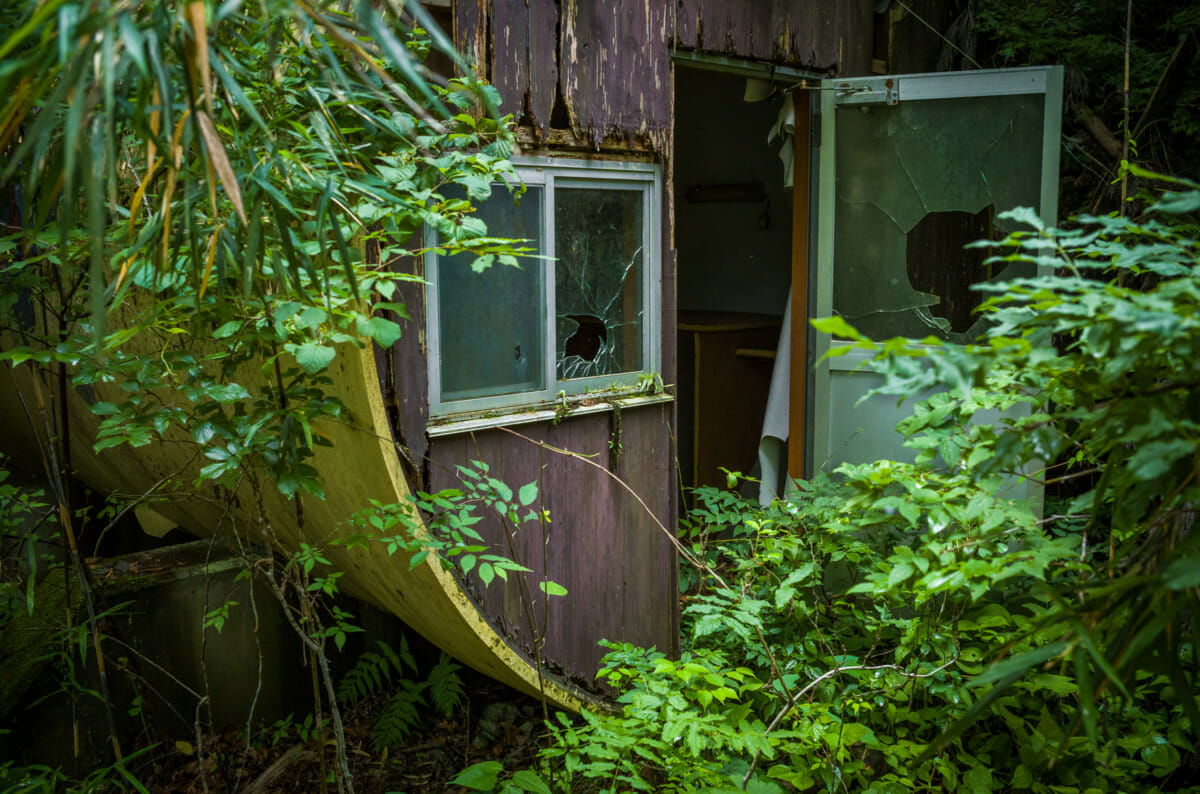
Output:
[[137, 673, 552, 793]]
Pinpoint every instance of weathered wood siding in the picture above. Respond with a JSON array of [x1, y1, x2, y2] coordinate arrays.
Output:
[[674, 0, 872, 71], [454, 0, 874, 147], [428, 406, 677, 685], [378, 247, 679, 685], [375, 255, 429, 484]]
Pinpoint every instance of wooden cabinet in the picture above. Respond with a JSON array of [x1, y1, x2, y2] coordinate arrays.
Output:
[[677, 312, 782, 496]]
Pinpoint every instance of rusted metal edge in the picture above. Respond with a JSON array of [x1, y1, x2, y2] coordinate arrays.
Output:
[[668, 49, 826, 81]]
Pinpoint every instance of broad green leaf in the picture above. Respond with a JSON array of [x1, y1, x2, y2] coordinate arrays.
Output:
[[811, 315, 866, 343], [1164, 556, 1200, 590], [539, 581, 567, 597], [511, 770, 551, 794], [356, 316, 402, 347], [291, 342, 335, 374], [451, 761, 502, 791], [887, 561, 915, 589]]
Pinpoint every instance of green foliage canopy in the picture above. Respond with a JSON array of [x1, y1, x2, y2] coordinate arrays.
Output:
[[0, 0, 521, 499]]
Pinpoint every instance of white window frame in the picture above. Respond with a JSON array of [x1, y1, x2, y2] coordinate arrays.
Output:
[[425, 157, 662, 420]]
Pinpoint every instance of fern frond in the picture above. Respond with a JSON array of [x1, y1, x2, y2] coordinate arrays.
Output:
[[372, 680, 428, 750], [395, 634, 418, 675], [338, 641, 400, 704], [427, 652, 465, 718]]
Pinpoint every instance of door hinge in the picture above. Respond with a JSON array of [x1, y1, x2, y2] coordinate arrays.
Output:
[[834, 77, 899, 106]]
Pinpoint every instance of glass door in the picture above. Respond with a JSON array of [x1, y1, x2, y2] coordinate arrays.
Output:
[[807, 66, 1063, 483]]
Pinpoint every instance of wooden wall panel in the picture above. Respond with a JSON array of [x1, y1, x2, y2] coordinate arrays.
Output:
[[453, 0, 487, 81], [375, 251, 428, 487], [453, 0, 875, 147], [560, 2, 673, 148], [527, 0, 558, 137], [490, 0, 529, 120], [427, 405, 676, 686], [673, 0, 874, 75]]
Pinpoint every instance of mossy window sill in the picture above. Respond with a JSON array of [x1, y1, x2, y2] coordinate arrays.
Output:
[[426, 392, 673, 438]]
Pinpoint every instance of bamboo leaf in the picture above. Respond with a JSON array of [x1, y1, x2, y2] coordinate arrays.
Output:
[[358, 2, 442, 113], [158, 111, 192, 273], [184, 2, 214, 117], [403, 0, 469, 73], [243, 200, 262, 298], [0, 0, 71, 62], [1071, 619, 1132, 701], [128, 158, 162, 240], [102, 20, 118, 209], [86, 122, 106, 346], [196, 110, 247, 224], [329, 205, 359, 300], [197, 225, 222, 300], [210, 50, 269, 134], [117, 11, 148, 76]]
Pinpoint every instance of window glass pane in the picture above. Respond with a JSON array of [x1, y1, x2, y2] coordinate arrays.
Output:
[[555, 187, 644, 379], [438, 187, 545, 402], [833, 94, 1044, 341]]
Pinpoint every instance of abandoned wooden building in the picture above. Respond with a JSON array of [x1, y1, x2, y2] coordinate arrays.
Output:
[[0, 0, 1062, 712]]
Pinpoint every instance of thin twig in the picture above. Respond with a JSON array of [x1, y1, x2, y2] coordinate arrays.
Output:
[[1121, 0, 1133, 213], [496, 426, 729, 590], [14, 367, 124, 762], [741, 659, 960, 789], [257, 558, 356, 794]]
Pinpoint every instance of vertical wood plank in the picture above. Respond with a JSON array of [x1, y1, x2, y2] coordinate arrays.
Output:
[[788, 90, 811, 481], [528, 0, 558, 136], [491, 0, 529, 119], [452, 0, 487, 78], [427, 407, 675, 686]]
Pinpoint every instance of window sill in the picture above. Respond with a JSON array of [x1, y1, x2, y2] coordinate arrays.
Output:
[[426, 392, 674, 438]]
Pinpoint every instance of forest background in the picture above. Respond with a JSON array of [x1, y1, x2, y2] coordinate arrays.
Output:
[[2, 0, 1200, 792]]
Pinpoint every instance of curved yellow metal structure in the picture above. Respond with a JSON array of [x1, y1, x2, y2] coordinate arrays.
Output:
[[0, 344, 593, 711]]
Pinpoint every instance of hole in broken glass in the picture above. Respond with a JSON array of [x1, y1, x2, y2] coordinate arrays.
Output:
[[563, 314, 607, 361], [905, 206, 995, 335], [555, 187, 645, 380]]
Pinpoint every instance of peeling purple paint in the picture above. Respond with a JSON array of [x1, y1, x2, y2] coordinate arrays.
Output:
[[455, 0, 872, 149], [428, 407, 676, 685]]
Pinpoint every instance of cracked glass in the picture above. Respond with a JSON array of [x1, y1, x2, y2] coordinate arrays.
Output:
[[438, 187, 545, 401], [834, 93, 1044, 340], [554, 187, 644, 380]]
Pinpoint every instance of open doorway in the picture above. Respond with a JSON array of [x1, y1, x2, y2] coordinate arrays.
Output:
[[673, 65, 795, 505]]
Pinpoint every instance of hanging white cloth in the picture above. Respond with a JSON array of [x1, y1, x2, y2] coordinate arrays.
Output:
[[758, 294, 791, 504], [767, 98, 796, 189]]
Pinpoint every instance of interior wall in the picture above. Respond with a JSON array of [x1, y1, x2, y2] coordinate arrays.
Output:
[[674, 68, 793, 317]]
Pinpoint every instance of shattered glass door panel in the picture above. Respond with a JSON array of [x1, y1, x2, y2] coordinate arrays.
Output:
[[835, 93, 1045, 341], [438, 187, 545, 402], [554, 187, 644, 380]]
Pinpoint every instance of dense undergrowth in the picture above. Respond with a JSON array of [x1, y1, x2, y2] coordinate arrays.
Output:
[[452, 182, 1200, 793]]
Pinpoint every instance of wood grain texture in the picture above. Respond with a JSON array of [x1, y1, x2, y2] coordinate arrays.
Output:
[[388, 253, 429, 484], [789, 91, 811, 481], [454, 0, 874, 148], [559, 2, 673, 148], [491, 0, 529, 120], [673, 0, 873, 74], [427, 404, 675, 686], [527, 0, 558, 137]]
